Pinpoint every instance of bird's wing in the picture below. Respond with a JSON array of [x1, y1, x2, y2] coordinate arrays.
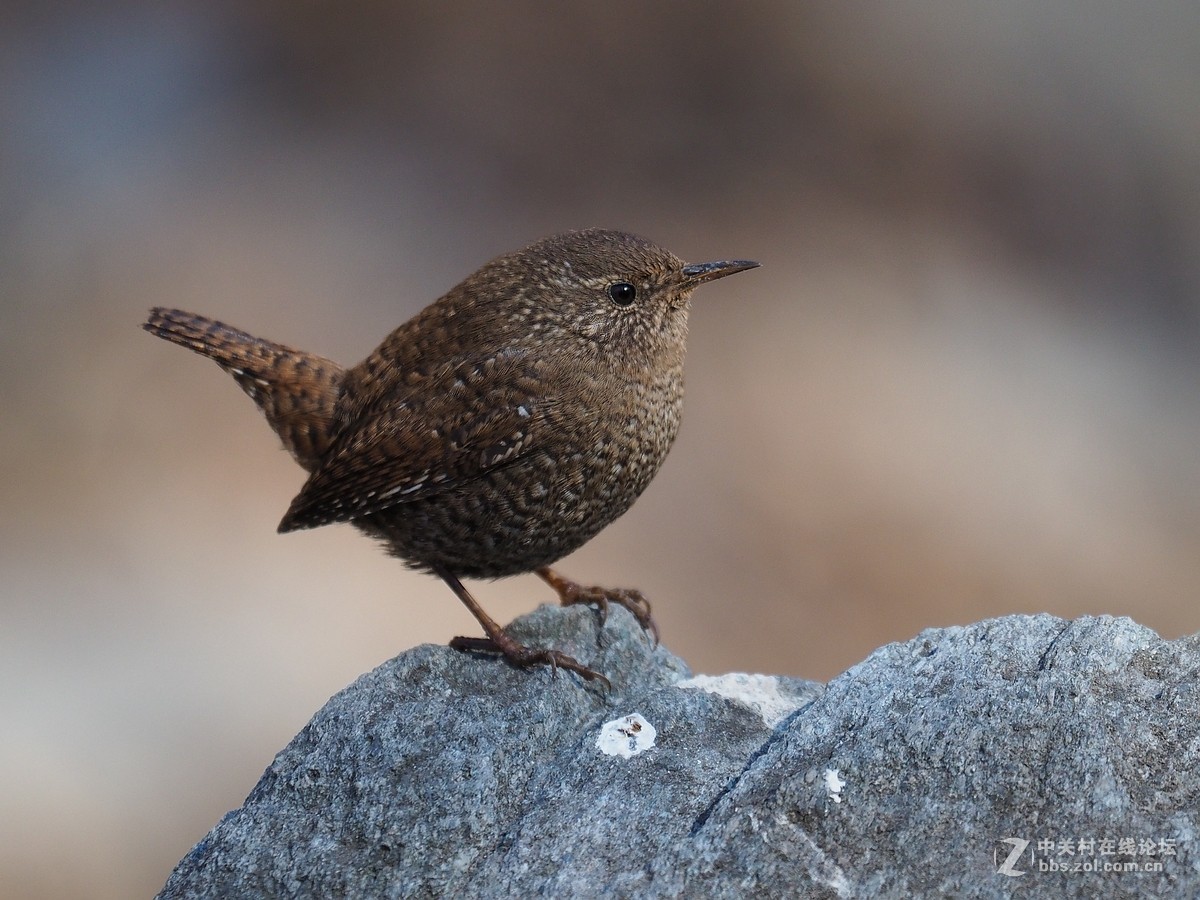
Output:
[[278, 348, 560, 531]]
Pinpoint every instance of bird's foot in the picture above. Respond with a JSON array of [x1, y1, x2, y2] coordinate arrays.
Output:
[[536, 567, 660, 647], [449, 635, 610, 689]]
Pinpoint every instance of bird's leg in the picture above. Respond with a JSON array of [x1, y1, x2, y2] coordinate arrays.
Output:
[[536, 567, 659, 646], [436, 565, 609, 688]]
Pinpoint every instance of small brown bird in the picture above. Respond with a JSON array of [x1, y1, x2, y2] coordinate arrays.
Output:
[[144, 229, 757, 684]]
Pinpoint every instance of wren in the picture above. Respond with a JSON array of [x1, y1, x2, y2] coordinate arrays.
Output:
[[144, 229, 758, 684]]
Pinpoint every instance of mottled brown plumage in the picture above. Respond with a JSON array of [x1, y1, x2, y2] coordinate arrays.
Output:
[[144, 229, 758, 684]]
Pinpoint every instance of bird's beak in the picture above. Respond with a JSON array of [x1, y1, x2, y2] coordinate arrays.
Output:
[[679, 259, 760, 287]]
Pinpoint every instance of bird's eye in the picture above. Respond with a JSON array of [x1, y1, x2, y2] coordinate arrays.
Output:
[[607, 281, 637, 306]]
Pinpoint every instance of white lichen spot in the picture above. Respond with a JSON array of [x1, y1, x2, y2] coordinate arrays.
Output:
[[677, 673, 803, 727], [824, 768, 846, 804], [596, 713, 656, 759]]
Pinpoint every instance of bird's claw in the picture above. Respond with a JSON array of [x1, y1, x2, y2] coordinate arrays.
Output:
[[537, 568, 660, 647]]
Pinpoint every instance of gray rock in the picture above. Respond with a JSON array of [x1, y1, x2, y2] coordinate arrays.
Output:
[[158, 607, 1200, 899]]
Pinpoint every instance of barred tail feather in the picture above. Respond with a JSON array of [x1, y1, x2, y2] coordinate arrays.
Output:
[[143, 307, 344, 471]]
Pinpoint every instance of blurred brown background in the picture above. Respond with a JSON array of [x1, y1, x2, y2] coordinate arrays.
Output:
[[3, 2, 1198, 897]]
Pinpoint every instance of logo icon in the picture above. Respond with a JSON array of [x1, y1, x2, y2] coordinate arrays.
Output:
[[995, 838, 1030, 877]]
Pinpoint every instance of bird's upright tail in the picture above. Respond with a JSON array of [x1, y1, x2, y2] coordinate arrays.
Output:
[[143, 307, 344, 472]]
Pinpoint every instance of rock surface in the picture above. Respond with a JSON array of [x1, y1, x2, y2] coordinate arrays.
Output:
[[158, 606, 1200, 899]]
